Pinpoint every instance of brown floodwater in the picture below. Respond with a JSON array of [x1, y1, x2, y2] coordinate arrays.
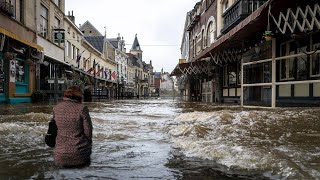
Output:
[[0, 99, 319, 179]]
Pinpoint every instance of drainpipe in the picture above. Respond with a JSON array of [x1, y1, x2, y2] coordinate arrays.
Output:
[[34, 0, 40, 90]]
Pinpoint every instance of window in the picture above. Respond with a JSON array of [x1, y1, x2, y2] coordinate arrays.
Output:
[[15, 59, 26, 83], [223, 0, 229, 12], [54, 17, 60, 28], [40, 5, 48, 38], [53, 0, 60, 7], [67, 41, 71, 57], [297, 46, 307, 80], [201, 30, 205, 49], [280, 43, 295, 80], [229, 65, 237, 86], [19, 0, 24, 23], [223, 64, 239, 87], [311, 43, 320, 77], [207, 22, 214, 45], [76, 48, 79, 61], [223, 65, 228, 87], [72, 45, 76, 59]]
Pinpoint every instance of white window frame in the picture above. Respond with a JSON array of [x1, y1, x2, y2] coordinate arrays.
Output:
[[311, 43, 320, 77], [280, 42, 295, 81], [40, 4, 48, 38]]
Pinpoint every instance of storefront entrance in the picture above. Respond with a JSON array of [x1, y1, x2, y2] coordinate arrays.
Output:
[[0, 55, 6, 102]]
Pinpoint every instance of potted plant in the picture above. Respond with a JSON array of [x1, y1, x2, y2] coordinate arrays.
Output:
[[263, 30, 274, 41]]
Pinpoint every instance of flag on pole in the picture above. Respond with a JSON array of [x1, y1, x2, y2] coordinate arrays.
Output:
[[76, 50, 85, 64]]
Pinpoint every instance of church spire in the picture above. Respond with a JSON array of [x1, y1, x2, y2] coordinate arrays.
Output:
[[130, 34, 143, 60], [131, 33, 142, 52]]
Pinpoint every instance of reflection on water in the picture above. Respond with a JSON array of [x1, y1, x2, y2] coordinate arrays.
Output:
[[0, 99, 319, 179]]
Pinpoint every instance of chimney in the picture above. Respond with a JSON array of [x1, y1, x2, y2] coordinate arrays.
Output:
[[150, 60, 152, 65], [67, 10, 75, 24]]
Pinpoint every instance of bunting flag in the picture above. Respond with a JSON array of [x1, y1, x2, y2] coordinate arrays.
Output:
[[111, 71, 116, 80], [95, 68, 103, 77], [76, 50, 85, 64], [104, 67, 110, 79], [87, 67, 93, 74]]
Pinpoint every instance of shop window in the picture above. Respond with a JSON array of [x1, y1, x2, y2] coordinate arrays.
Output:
[[40, 4, 48, 38], [280, 42, 295, 81], [223, 65, 228, 87], [15, 59, 26, 83], [296, 46, 308, 80], [224, 64, 240, 87], [229, 65, 237, 86], [311, 43, 320, 77]]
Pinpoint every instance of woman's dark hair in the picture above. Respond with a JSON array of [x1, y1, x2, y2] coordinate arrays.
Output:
[[64, 86, 83, 102]]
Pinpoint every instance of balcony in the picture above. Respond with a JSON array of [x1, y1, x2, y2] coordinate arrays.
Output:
[[221, 0, 267, 34], [0, 0, 14, 16], [186, 15, 200, 31]]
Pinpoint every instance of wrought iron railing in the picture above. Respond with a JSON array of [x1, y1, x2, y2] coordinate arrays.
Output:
[[0, 0, 14, 16], [221, 0, 267, 34]]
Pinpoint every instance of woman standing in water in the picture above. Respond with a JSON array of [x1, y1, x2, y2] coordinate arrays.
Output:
[[51, 86, 93, 167]]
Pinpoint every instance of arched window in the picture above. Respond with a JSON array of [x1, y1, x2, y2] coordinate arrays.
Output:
[[192, 39, 195, 57], [194, 37, 197, 56], [201, 30, 205, 49], [207, 22, 214, 45]]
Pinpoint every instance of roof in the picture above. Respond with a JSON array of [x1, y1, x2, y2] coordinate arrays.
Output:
[[154, 72, 161, 79], [131, 34, 142, 52], [80, 21, 103, 36], [84, 36, 104, 53], [107, 38, 119, 49]]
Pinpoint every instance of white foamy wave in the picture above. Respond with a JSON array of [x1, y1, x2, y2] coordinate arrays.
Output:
[[0, 122, 47, 134], [166, 110, 312, 173], [0, 112, 52, 123]]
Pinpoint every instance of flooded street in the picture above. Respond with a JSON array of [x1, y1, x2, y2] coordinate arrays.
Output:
[[0, 99, 320, 179]]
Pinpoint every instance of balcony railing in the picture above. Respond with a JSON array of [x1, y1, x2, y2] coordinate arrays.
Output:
[[0, 0, 14, 16], [221, 0, 267, 34]]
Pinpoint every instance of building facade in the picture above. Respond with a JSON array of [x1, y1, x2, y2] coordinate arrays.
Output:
[[0, 0, 43, 103], [173, 0, 320, 107]]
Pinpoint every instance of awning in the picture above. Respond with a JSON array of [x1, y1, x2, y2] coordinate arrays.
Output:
[[192, 0, 271, 62], [170, 60, 210, 77], [45, 54, 70, 66], [0, 27, 43, 51], [71, 66, 93, 77]]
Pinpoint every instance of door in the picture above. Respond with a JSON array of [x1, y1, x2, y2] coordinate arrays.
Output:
[[0, 56, 6, 101]]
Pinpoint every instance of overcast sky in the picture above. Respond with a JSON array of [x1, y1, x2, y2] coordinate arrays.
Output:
[[65, 0, 199, 73]]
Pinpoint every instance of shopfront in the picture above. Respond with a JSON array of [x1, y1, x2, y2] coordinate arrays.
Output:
[[0, 28, 43, 103]]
